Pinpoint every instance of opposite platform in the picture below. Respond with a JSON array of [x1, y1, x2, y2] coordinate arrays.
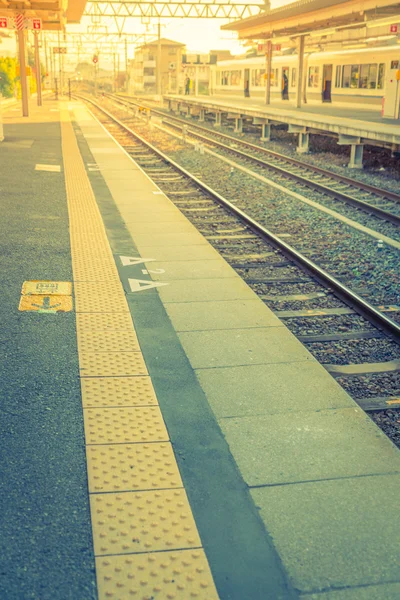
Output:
[[163, 93, 400, 149]]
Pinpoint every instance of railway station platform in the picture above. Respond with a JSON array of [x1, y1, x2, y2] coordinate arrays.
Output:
[[1, 97, 400, 600], [163, 94, 400, 165]]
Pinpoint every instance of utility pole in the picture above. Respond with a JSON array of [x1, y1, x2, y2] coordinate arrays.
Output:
[[156, 20, 162, 99], [113, 53, 116, 92], [34, 32, 42, 106], [117, 52, 120, 92], [57, 31, 62, 95], [17, 27, 29, 117], [44, 37, 49, 81], [125, 38, 129, 93]]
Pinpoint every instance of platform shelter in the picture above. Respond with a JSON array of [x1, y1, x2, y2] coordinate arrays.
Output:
[[222, 0, 400, 110]]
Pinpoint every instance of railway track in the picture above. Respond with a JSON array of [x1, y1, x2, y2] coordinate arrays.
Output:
[[109, 93, 400, 230], [76, 94, 400, 443]]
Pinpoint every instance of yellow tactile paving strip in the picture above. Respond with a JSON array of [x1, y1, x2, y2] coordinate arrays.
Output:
[[60, 106, 219, 600]]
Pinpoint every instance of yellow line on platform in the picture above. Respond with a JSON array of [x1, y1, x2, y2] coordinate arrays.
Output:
[[60, 105, 219, 599]]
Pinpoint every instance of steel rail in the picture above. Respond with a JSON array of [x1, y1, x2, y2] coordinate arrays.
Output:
[[110, 94, 400, 226], [79, 94, 400, 341]]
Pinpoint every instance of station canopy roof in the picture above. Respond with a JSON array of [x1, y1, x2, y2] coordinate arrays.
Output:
[[222, 0, 400, 49], [0, 0, 87, 30]]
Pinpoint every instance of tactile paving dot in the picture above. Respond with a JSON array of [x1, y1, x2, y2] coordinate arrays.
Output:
[[86, 443, 183, 492], [95, 549, 219, 599], [76, 312, 134, 333], [78, 330, 141, 353], [79, 352, 148, 377], [75, 292, 129, 313], [75, 281, 123, 295], [84, 406, 169, 444], [81, 377, 158, 408], [91, 489, 201, 555]]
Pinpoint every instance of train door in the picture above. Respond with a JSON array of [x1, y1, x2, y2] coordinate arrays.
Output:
[[322, 64, 333, 102], [244, 68, 250, 97], [282, 67, 289, 99], [383, 60, 400, 119]]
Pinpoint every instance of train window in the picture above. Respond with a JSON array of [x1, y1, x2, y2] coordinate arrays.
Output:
[[251, 69, 265, 86], [377, 63, 385, 89], [359, 64, 378, 89], [220, 70, 241, 85], [350, 65, 359, 88], [308, 66, 319, 88], [335, 65, 341, 88], [231, 70, 241, 85], [342, 65, 351, 88], [291, 68, 297, 87]]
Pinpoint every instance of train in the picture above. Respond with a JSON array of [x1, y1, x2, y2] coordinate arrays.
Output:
[[208, 45, 400, 110]]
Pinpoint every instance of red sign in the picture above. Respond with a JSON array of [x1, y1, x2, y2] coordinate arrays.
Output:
[[32, 18, 41, 30], [390, 24, 398, 33], [0, 17, 7, 28], [15, 14, 24, 31], [92, 55, 98, 64], [274, 44, 281, 51]]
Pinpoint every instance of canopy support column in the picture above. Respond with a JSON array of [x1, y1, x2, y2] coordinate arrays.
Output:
[[265, 40, 272, 105], [296, 35, 305, 109]]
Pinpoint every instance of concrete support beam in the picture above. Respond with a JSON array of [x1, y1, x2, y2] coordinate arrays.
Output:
[[288, 124, 309, 153], [254, 118, 272, 141], [261, 122, 271, 142], [337, 134, 364, 168], [297, 132, 309, 153], [214, 112, 222, 127], [234, 117, 243, 133], [199, 109, 205, 122], [349, 144, 364, 169]]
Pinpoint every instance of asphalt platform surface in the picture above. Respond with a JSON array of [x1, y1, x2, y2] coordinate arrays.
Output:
[[0, 119, 96, 599]]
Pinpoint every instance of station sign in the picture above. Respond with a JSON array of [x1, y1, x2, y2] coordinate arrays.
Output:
[[53, 47, 67, 54], [389, 24, 398, 33], [0, 16, 42, 30], [257, 43, 282, 52]]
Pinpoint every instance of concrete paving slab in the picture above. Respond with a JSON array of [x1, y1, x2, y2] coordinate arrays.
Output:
[[165, 299, 282, 331], [133, 231, 209, 247], [113, 195, 174, 208], [144, 260, 239, 280], [220, 407, 400, 486], [122, 211, 189, 224], [125, 221, 198, 234], [157, 277, 267, 303], [178, 327, 314, 369], [303, 582, 400, 600], [90, 147, 122, 153], [139, 245, 222, 261], [196, 362, 355, 418], [251, 475, 400, 592]]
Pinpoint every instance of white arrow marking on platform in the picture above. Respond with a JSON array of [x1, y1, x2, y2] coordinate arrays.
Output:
[[128, 278, 169, 293], [141, 268, 165, 275], [120, 256, 156, 266]]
